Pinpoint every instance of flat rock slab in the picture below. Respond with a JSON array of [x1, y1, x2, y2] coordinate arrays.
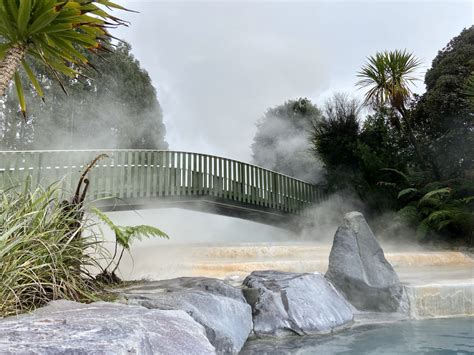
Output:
[[0, 300, 215, 355], [243, 270, 353, 337], [119, 277, 253, 354], [325, 212, 408, 312]]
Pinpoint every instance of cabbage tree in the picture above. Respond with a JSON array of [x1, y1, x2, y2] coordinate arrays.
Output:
[[356, 50, 428, 170], [0, 0, 129, 116]]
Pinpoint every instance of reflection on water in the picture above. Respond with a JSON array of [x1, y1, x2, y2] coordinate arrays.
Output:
[[241, 317, 474, 354]]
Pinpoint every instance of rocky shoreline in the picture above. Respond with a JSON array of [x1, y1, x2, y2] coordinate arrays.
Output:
[[1, 212, 472, 354]]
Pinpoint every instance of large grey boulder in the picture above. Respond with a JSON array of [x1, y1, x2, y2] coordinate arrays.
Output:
[[119, 277, 252, 354], [0, 300, 215, 355], [243, 270, 353, 337], [325, 211, 408, 312]]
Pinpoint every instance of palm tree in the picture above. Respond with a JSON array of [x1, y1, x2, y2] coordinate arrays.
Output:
[[356, 50, 428, 170], [0, 0, 129, 116]]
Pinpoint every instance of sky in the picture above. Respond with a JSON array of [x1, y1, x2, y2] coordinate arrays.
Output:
[[113, 0, 473, 162]]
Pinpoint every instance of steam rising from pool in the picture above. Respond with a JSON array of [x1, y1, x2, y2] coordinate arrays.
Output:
[[102, 205, 473, 318]]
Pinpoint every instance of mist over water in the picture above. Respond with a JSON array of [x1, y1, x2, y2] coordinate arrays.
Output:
[[101, 194, 473, 283]]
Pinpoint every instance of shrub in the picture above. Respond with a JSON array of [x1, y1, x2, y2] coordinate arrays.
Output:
[[0, 178, 168, 317], [0, 181, 104, 317], [384, 169, 474, 243]]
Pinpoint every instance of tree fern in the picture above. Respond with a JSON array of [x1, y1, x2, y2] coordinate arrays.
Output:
[[91, 206, 169, 279]]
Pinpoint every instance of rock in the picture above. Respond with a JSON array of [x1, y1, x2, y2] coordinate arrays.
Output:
[[243, 270, 353, 337], [325, 211, 408, 312], [119, 277, 253, 354], [0, 300, 215, 355], [242, 287, 260, 307]]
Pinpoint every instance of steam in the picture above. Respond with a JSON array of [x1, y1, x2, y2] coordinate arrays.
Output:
[[0, 45, 167, 151], [103, 207, 296, 280], [299, 193, 366, 243], [2, 1, 470, 282], [112, 1, 331, 161], [251, 109, 325, 183]]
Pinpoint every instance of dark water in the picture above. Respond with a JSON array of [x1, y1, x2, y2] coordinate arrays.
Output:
[[241, 318, 474, 354]]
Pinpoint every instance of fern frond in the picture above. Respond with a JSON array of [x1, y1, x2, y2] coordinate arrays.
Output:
[[90, 206, 116, 231], [461, 196, 474, 204], [91, 207, 169, 250], [419, 187, 451, 204], [427, 209, 456, 223], [381, 168, 410, 183], [128, 225, 169, 240], [398, 187, 418, 199]]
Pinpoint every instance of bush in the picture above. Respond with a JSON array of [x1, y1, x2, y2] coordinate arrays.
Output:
[[385, 169, 474, 244], [0, 182, 104, 317], [0, 178, 168, 317]]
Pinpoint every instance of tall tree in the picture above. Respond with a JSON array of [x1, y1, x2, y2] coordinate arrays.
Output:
[[311, 93, 361, 172], [0, 0, 128, 115], [310, 93, 409, 212], [356, 50, 428, 172], [412, 26, 473, 179], [0, 42, 168, 150], [251, 98, 324, 183]]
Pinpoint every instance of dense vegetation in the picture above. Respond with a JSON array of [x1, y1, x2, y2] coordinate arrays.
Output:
[[0, 0, 129, 112], [254, 27, 473, 244], [0, 1, 170, 318], [0, 42, 168, 150], [1, 3, 472, 320], [0, 175, 168, 318]]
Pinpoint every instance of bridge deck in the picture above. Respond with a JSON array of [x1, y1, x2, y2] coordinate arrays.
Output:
[[0, 150, 325, 225]]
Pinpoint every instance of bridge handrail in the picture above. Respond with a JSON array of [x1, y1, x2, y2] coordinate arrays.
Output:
[[0, 149, 322, 186], [0, 150, 326, 215]]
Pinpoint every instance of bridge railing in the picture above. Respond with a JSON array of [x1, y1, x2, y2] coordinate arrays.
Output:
[[0, 150, 325, 215]]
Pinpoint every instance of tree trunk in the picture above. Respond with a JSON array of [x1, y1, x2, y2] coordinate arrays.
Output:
[[0, 43, 26, 97]]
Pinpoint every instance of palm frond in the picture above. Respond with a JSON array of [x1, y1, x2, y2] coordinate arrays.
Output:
[[356, 49, 421, 111], [0, 0, 132, 113]]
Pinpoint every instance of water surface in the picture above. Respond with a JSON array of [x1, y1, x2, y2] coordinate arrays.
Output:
[[241, 318, 474, 354]]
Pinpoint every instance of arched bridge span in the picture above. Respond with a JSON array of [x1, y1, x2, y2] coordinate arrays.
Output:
[[0, 150, 326, 228]]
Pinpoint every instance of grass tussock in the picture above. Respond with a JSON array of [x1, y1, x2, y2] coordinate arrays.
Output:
[[0, 181, 106, 317], [0, 174, 169, 318]]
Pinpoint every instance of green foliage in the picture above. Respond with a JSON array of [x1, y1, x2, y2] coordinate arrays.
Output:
[[251, 97, 323, 182], [464, 72, 474, 106], [357, 49, 421, 112], [311, 93, 360, 171], [411, 26, 474, 180], [392, 173, 474, 242], [0, 42, 168, 150], [398, 187, 418, 199], [311, 95, 407, 212], [0, 181, 104, 317], [91, 207, 168, 275], [356, 49, 436, 178], [0, 0, 130, 115], [0, 178, 169, 317], [314, 28, 473, 244]]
